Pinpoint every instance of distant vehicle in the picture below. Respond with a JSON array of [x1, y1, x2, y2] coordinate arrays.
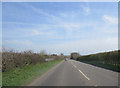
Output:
[[64, 58, 69, 61], [64, 58, 67, 61], [45, 58, 54, 62]]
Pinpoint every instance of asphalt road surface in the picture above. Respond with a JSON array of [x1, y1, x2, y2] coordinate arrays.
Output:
[[28, 60, 118, 86]]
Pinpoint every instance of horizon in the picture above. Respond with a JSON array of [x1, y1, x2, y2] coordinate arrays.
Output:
[[2, 47, 118, 56], [2, 2, 118, 55]]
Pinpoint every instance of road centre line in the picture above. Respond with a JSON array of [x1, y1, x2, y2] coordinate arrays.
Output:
[[73, 65, 77, 68], [78, 69, 90, 80], [71, 62, 90, 81], [94, 85, 98, 86]]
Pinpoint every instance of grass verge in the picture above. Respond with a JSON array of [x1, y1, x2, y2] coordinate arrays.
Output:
[[2, 59, 62, 86], [78, 61, 119, 72]]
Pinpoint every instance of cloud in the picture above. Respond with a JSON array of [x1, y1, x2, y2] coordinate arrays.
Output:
[[23, 3, 49, 16], [32, 30, 41, 35], [31, 29, 57, 36], [3, 14, 117, 42], [44, 37, 118, 55], [4, 19, 117, 41], [3, 3, 118, 55], [3, 36, 118, 55], [80, 3, 91, 16], [0, 41, 1, 47], [3, 40, 37, 51], [3, 0, 119, 2], [4, 40, 34, 46], [23, 3, 69, 27], [60, 22, 81, 35], [3, 22, 37, 26], [83, 7, 90, 15], [103, 15, 118, 24], [23, 3, 59, 21], [60, 11, 77, 19], [3, 22, 59, 39]]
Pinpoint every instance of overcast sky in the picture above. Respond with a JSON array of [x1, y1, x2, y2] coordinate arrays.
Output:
[[2, 2, 118, 55]]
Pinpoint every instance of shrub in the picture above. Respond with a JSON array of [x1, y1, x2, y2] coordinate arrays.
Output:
[[2, 49, 46, 72]]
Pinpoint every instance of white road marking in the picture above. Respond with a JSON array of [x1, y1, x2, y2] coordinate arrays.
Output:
[[78, 69, 90, 80], [94, 85, 98, 86], [73, 65, 77, 68], [71, 62, 90, 81]]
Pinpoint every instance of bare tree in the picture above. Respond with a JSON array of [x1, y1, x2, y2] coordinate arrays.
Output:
[[39, 50, 46, 56]]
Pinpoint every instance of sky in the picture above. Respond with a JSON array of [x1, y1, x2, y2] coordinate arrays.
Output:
[[2, 2, 118, 55]]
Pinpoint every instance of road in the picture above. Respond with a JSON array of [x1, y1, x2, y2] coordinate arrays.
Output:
[[28, 60, 118, 86]]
